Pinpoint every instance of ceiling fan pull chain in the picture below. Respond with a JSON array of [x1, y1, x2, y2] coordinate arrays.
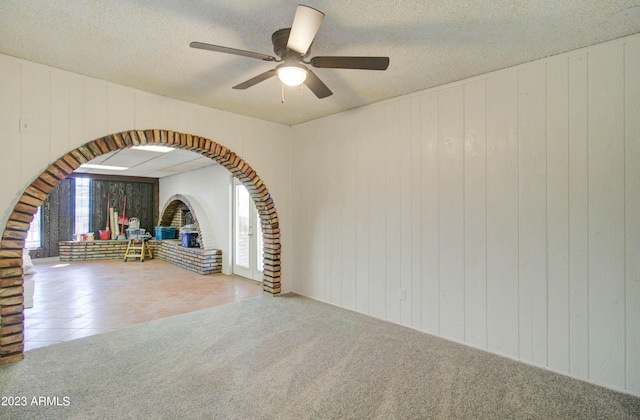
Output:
[[281, 82, 285, 104]]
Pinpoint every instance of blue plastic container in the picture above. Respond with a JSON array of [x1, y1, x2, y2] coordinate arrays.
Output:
[[155, 226, 176, 241], [180, 231, 197, 248]]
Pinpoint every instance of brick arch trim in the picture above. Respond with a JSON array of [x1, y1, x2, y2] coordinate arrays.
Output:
[[0, 129, 281, 365]]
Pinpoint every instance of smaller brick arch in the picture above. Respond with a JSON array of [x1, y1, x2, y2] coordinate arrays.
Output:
[[159, 194, 208, 248], [0, 129, 281, 365]]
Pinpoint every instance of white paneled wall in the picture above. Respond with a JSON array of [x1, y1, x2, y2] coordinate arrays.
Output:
[[0, 54, 292, 291], [160, 165, 232, 274], [626, 37, 640, 395], [567, 51, 589, 381], [291, 34, 640, 395]]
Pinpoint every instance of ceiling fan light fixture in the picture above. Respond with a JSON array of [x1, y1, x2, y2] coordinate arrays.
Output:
[[277, 65, 307, 86]]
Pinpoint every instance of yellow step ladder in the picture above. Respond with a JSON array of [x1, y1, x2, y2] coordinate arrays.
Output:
[[123, 238, 153, 262]]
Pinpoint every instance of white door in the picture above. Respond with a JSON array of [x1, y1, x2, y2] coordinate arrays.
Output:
[[232, 179, 263, 281]]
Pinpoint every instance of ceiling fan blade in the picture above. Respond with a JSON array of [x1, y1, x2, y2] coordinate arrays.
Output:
[[304, 69, 332, 99], [310, 56, 390, 70], [233, 69, 277, 90], [190, 41, 276, 62], [286, 5, 325, 55]]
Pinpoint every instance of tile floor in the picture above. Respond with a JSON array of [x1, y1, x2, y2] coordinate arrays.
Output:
[[23, 259, 262, 351]]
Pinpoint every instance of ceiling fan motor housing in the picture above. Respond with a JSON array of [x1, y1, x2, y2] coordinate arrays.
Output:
[[272, 28, 309, 61]]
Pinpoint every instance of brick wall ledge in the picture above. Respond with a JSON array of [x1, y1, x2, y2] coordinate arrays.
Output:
[[59, 239, 130, 243], [58, 239, 222, 275], [157, 239, 222, 255]]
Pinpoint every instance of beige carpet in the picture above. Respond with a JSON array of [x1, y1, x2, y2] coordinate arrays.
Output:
[[1, 294, 639, 419]]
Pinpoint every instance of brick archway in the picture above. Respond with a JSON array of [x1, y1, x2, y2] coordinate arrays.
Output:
[[0, 129, 281, 365], [159, 194, 206, 247]]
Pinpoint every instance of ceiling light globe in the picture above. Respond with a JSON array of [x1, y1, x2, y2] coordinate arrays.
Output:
[[277, 66, 307, 86]]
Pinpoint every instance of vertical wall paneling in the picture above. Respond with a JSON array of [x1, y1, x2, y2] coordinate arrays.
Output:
[[588, 44, 626, 388], [83, 80, 108, 143], [420, 92, 440, 334], [215, 110, 244, 155], [317, 125, 327, 300], [329, 120, 342, 305], [290, 138, 302, 288], [321, 121, 332, 302], [486, 73, 519, 358], [323, 122, 333, 301], [290, 136, 306, 293], [385, 101, 402, 323], [311, 125, 325, 300], [158, 98, 179, 132], [303, 130, 316, 297], [299, 137, 313, 296], [399, 98, 413, 326], [319, 124, 330, 301], [196, 106, 216, 141], [49, 71, 71, 161], [463, 79, 488, 348], [625, 38, 640, 394], [216, 109, 237, 146], [69, 77, 84, 151], [0, 55, 21, 218], [341, 116, 357, 310], [546, 58, 570, 371], [300, 126, 316, 297], [287, 34, 640, 396], [176, 101, 199, 136], [568, 53, 589, 379], [314, 123, 333, 301], [410, 96, 423, 329], [355, 109, 370, 313], [258, 121, 292, 193], [21, 64, 50, 186], [369, 104, 387, 319], [107, 86, 134, 135], [320, 123, 331, 301], [517, 65, 548, 365], [438, 86, 465, 340]]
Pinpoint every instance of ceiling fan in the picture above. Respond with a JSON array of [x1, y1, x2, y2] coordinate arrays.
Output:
[[190, 4, 390, 99]]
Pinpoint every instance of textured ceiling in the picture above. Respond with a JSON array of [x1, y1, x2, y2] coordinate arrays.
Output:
[[1, 1, 640, 126]]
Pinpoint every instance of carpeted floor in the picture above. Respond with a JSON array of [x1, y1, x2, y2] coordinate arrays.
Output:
[[1, 294, 639, 419]]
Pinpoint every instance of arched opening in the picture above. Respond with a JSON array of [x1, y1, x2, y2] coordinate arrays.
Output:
[[0, 129, 281, 365], [159, 194, 207, 248]]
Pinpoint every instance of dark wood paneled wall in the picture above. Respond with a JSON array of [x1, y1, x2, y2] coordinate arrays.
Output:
[[30, 176, 159, 258], [30, 178, 75, 259], [90, 180, 157, 236]]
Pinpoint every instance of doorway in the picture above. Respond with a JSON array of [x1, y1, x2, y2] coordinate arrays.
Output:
[[232, 178, 263, 281]]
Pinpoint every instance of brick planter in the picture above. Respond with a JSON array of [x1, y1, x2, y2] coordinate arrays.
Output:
[[155, 240, 222, 275]]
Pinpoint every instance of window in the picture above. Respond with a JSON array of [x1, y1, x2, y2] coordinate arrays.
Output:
[[25, 206, 43, 249], [75, 177, 90, 234]]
